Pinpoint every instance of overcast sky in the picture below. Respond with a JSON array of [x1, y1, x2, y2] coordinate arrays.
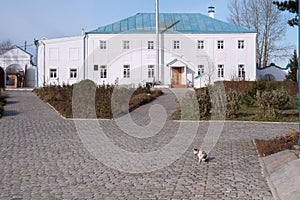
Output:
[[0, 0, 297, 64]]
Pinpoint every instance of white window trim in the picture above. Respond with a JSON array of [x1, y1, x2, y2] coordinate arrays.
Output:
[[218, 64, 224, 78], [148, 41, 154, 49], [197, 40, 204, 49], [217, 40, 224, 49], [238, 40, 245, 49], [99, 40, 107, 50], [69, 68, 78, 79], [100, 65, 108, 79], [173, 40, 180, 49], [198, 65, 205, 75], [123, 41, 130, 50], [49, 68, 58, 79], [148, 65, 155, 78], [123, 65, 130, 78], [238, 64, 245, 78]]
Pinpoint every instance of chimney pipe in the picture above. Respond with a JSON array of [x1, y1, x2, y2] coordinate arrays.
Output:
[[208, 6, 215, 18]]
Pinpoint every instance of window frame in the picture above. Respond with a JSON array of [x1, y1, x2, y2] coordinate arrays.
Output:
[[148, 41, 154, 49], [198, 65, 205, 75], [99, 40, 107, 50], [238, 40, 245, 49], [100, 65, 107, 79], [238, 64, 245, 78], [217, 40, 224, 49], [173, 40, 180, 49], [197, 40, 204, 49], [123, 65, 130, 78], [218, 64, 224, 78], [123, 40, 130, 50], [69, 68, 78, 79], [49, 68, 58, 79], [148, 65, 155, 78]]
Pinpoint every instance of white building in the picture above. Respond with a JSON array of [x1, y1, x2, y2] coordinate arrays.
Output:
[[0, 46, 36, 88], [36, 12, 257, 88], [257, 63, 289, 81]]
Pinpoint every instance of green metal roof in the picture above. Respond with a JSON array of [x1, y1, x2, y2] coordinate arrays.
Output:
[[88, 13, 256, 34]]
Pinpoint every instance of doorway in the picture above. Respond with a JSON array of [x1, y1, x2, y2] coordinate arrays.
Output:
[[171, 67, 183, 85]]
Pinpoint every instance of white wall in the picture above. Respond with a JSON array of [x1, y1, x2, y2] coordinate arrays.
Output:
[[0, 47, 36, 87], [37, 32, 256, 88]]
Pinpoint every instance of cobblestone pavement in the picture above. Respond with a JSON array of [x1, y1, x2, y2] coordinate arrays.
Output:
[[0, 90, 298, 199]]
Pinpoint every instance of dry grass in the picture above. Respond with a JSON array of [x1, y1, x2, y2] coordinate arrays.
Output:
[[255, 130, 300, 157]]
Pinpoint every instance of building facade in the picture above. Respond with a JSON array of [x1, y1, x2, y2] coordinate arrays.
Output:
[[36, 12, 257, 88], [0, 46, 36, 88]]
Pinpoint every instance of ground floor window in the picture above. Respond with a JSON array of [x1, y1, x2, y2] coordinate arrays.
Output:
[[148, 41, 154, 49], [148, 65, 155, 78], [218, 64, 224, 78], [100, 65, 107, 78], [198, 65, 204, 75], [70, 68, 77, 79], [238, 64, 245, 78], [123, 65, 130, 78], [50, 68, 57, 79]]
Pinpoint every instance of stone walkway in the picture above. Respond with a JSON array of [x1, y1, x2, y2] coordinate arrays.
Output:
[[0, 90, 298, 199]]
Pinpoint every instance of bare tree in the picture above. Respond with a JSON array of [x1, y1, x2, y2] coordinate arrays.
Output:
[[228, 0, 290, 68], [0, 40, 13, 55]]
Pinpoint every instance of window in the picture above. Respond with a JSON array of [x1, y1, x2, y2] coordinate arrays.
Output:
[[123, 65, 130, 78], [173, 40, 180, 49], [238, 64, 245, 78], [197, 40, 204, 49], [123, 41, 130, 49], [148, 41, 154, 49], [217, 40, 224, 49], [99, 40, 107, 49], [100, 65, 107, 78], [94, 65, 98, 71], [70, 68, 77, 79], [198, 65, 204, 75], [218, 65, 224, 78], [50, 69, 57, 79], [148, 65, 155, 78], [238, 40, 244, 49]]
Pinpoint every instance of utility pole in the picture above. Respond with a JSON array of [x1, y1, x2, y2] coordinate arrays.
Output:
[[24, 40, 27, 51], [156, 0, 160, 84]]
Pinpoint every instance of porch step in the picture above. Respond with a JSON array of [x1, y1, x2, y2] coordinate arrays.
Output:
[[170, 84, 187, 88]]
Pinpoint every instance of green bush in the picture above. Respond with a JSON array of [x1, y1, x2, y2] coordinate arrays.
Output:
[[33, 81, 162, 119], [256, 89, 291, 118]]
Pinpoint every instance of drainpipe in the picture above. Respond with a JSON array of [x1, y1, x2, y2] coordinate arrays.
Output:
[[156, 0, 160, 84], [34, 39, 39, 87], [83, 32, 88, 80]]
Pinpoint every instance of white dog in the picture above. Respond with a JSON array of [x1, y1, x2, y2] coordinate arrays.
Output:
[[194, 148, 208, 163]]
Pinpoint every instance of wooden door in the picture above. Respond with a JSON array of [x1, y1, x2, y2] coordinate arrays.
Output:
[[172, 67, 182, 85]]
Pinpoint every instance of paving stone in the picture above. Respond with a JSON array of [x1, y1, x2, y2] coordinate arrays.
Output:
[[0, 90, 297, 199]]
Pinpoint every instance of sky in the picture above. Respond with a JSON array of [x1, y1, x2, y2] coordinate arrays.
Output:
[[0, 0, 298, 65]]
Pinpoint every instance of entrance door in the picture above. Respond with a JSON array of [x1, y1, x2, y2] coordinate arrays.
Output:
[[171, 67, 182, 85], [0, 67, 4, 89]]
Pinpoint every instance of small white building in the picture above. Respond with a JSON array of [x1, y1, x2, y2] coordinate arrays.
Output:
[[0, 46, 36, 88], [36, 11, 257, 88], [256, 63, 289, 81]]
